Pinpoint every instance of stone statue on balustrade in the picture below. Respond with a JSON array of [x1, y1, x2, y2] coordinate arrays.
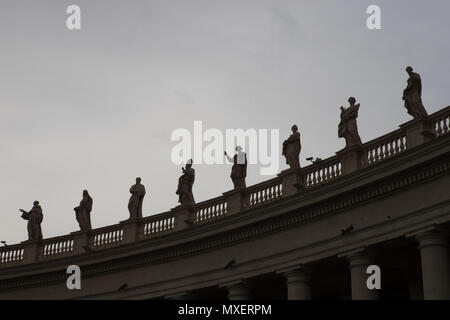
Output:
[[224, 146, 247, 189], [282, 125, 301, 169], [128, 177, 146, 219], [19, 201, 43, 241], [338, 97, 362, 148], [176, 159, 195, 206], [74, 190, 93, 231], [403, 66, 428, 120]]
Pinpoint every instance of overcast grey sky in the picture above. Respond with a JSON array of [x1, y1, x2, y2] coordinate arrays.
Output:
[[1, 0, 449, 244]]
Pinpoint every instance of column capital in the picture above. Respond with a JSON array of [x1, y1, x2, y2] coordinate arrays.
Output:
[[277, 265, 311, 300], [338, 246, 374, 265], [220, 280, 250, 300], [405, 224, 446, 239], [277, 265, 309, 281], [415, 230, 448, 249]]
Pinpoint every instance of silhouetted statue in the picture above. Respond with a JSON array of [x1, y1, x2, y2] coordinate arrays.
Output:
[[224, 146, 247, 189], [403, 66, 428, 119], [282, 125, 301, 169], [19, 201, 43, 241], [128, 177, 146, 219], [74, 190, 93, 231], [338, 97, 362, 148], [176, 160, 195, 205]]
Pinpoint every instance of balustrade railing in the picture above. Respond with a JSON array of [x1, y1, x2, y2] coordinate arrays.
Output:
[[41, 236, 74, 258], [302, 156, 343, 187], [248, 177, 283, 207], [430, 106, 450, 137], [143, 211, 175, 238], [0, 244, 24, 265], [363, 129, 407, 165], [1, 106, 449, 267], [92, 225, 124, 249], [195, 196, 228, 224]]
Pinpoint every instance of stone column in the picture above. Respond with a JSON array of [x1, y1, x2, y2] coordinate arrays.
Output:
[[222, 281, 251, 300], [344, 250, 379, 300], [416, 231, 449, 300], [280, 266, 311, 300]]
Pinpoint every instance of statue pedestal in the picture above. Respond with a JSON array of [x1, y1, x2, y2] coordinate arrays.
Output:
[[70, 230, 92, 254], [20, 240, 41, 263], [400, 118, 435, 149], [119, 218, 144, 244], [336, 145, 366, 175], [223, 188, 248, 215], [171, 205, 195, 232], [278, 168, 304, 198]]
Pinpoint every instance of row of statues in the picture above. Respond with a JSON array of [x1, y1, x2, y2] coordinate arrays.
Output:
[[17, 66, 429, 242]]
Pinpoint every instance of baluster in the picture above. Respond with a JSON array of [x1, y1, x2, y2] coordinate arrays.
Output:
[[382, 144, 387, 159], [400, 136, 406, 151], [374, 146, 380, 162], [443, 117, 448, 134], [436, 120, 443, 136], [324, 167, 330, 181]]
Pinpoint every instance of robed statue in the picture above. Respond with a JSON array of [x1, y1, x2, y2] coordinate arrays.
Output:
[[338, 97, 362, 148], [282, 125, 301, 169], [74, 190, 93, 231], [128, 177, 146, 219], [403, 66, 428, 119], [19, 201, 43, 241], [224, 146, 247, 189], [176, 160, 195, 205]]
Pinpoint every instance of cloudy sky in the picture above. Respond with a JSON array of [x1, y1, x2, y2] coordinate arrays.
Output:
[[1, 0, 449, 244]]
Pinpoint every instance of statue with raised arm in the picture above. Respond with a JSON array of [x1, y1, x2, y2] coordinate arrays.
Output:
[[403, 66, 428, 120], [128, 177, 146, 219], [176, 160, 195, 205], [282, 125, 301, 169], [338, 97, 362, 148], [224, 146, 247, 189], [74, 190, 93, 231], [19, 201, 43, 241]]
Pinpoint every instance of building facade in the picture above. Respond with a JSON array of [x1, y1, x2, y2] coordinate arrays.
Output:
[[1, 107, 449, 300]]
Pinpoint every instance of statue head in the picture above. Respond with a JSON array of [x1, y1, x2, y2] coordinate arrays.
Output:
[[186, 159, 193, 169], [291, 125, 298, 132], [236, 146, 243, 152], [83, 189, 89, 198], [33, 200, 39, 206], [406, 66, 413, 74], [348, 97, 356, 105], [136, 177, 141, 184]]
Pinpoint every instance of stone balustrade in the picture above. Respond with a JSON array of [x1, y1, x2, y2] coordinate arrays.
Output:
[[1, 106, 449, 268]]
